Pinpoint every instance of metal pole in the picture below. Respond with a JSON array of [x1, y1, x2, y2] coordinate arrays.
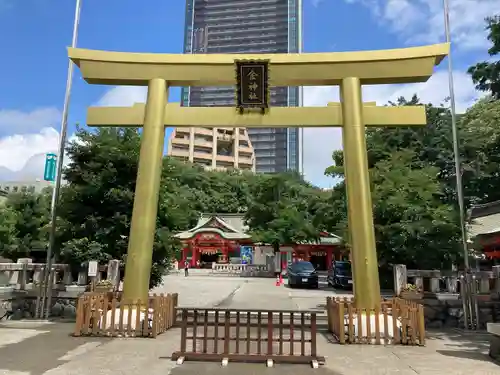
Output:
[[298, 0, 305, 177], [39, 0, 82, 319], [442, 0, 469, 270]]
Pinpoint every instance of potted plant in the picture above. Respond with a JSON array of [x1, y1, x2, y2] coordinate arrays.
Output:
[[94, 279, 114, 293], [400, 283, 423, 300]]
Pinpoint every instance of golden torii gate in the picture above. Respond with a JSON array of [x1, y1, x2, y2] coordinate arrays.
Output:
[[69, 43, 449, 310]]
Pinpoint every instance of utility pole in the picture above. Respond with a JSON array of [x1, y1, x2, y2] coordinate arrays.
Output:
[[38, 0, 82, 319], [442, 0, 470, 270]]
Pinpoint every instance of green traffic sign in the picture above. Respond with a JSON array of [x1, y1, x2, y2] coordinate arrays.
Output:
[[44, 153, 57, 182]]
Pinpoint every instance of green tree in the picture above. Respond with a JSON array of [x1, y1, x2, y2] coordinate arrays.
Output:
[[245, 173, 321, 253], [370, 151, 460, 269], [58, 127, 198, 287], [323, 97, 469, 269], [0, 190, 51, 261], [468, 16, 500, 99], [0, 205, 18, 259]]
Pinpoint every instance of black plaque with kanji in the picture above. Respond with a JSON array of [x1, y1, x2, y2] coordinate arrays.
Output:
[[235, 60, 269, 112]]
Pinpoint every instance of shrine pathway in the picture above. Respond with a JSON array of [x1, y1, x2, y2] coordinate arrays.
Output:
[[0, 276, 498, 374]]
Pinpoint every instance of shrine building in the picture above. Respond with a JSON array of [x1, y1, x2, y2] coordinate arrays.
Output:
[[175, 213, 346, 270], [468, 201, 500, 263], [175, 213, 253, 268]]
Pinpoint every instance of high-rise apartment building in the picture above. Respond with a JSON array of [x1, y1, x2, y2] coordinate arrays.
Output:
[[181, 0, 303, 173], [167, 127, 256, 172]]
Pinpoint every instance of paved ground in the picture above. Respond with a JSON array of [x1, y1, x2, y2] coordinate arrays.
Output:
[[1, 275, 499, 375]]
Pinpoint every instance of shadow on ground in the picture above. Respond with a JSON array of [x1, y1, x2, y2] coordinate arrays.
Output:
[[427, 329, 495, 364], [170, 362, 344, 375], [0, 322, 107, 375]]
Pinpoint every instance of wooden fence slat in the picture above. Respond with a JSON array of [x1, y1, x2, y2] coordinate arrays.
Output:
[[338, 302, 345, 344], [311, 313, 317, 357], [83, 297, 92, 335], [74, 298, 84, 336], [366, 309, 371, 344], [300, 313, 306, 356], [417, 305, 425, 346], [246, 311, 251, 355], [134, 299, 141, 337], [224, 311, 230, 354], [192, 310, 198, 352], [383, 305, 389, 345], [348, 303, 354, 343], [279, 312, 284, 355], [214, 311, 219, 354], [203, 310, 209, 354], [235, 311, 240, 354], [267, 312, 273, 355]]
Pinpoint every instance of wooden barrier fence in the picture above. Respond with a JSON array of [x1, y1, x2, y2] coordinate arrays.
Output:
[[171, 308, 325, 367], [326, 297, 425, 345], [74, 292, 178, 338]]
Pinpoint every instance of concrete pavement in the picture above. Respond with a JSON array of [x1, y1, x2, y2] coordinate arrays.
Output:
[[0, 275, 499, 374]]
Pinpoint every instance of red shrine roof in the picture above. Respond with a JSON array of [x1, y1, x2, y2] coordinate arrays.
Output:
[[174, 214, 251, 240]]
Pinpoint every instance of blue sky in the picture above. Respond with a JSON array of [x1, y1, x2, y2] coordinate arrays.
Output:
[[0, 0, 496, 187]]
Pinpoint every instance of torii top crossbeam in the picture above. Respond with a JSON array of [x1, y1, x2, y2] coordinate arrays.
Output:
[[68, 43, 449, 87]]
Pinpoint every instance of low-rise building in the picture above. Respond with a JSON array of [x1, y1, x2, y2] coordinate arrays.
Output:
[[0, 180, 53, 195], [167, 127, 256, 172]]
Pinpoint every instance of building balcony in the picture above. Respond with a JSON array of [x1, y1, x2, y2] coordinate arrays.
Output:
[[193, 152, 213, 160], [239, 156, 254, 165], [193, 127, 213, 136], [171, 137, 190, 145], [170, 149, 190, 158], [193, 139, 214, 148], [216, 155, 235, 163]]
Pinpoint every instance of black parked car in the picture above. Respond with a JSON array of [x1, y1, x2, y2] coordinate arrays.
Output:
[[287, 261, 319, 289], [327, 260, 353, 289]]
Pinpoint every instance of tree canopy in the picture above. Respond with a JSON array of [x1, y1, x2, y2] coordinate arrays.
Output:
[[0, 190, 51, 261], [244, 172, 323, 252], [324, 94, 500, 269], [468, 16, 500, 99]]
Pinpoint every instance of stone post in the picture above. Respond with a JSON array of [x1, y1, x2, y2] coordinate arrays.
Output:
[[480, 277, 491, 294], [493, 266, 500, 297], [106, 260, 121, 290], [446, 277, 458, 293], [429, 277, 440, 293], [62, 268, 73, 285], [393, 264, 407, 296], [33, 267, 44, 283], [16, 258, 31, 290], [77, 268, 88, 286], [414, 277, 424, 292]]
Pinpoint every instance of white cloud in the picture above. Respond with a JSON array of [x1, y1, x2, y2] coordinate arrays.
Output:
[[302, 69, 481, 188], [0, 85, 147, 182], [0, 107, 60, 135], [341, 0, 498, 51], [0, 127, 60, 181], [96, 86, 147, 107]]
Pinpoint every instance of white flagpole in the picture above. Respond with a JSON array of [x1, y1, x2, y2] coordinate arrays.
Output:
[[442, 0, 469, 270], [39, 0, 82, 319]]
